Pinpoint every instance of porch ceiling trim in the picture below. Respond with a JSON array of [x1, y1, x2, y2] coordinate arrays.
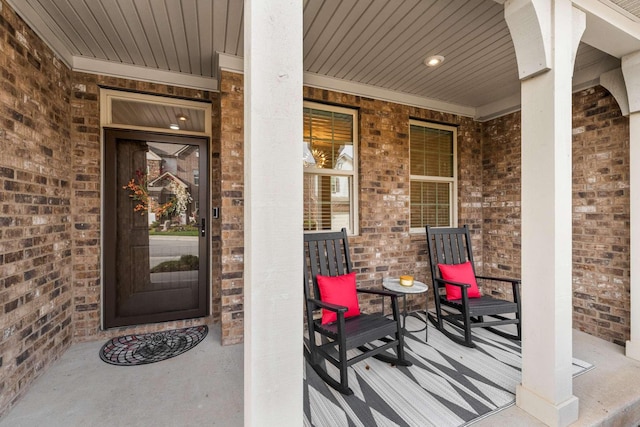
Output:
[[574, 0, 640, 57], [7, 0, 637, 121], [476, 93, 522, 122], [302, 72, 476, 118], [73, 57, 219, 92]]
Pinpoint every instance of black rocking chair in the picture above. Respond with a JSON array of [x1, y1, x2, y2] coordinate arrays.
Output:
[[425, 225, 522, 347], [303, 228, 411, 395]]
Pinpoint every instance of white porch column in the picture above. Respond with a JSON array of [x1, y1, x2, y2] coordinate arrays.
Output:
[[505, 1, 583, 425], [623, 51, 640, 361], [244, 1, 303, 426]]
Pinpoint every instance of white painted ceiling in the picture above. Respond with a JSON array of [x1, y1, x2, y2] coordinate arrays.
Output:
[[7, 0, 640, 120]]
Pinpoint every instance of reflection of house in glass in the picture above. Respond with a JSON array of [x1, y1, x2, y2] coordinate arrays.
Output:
[[146, 142, 200, 225], [303, 144, 352, 231], [331, 146, 352, 229]]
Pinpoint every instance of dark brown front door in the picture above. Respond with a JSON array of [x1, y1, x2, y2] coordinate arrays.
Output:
[[104, 129, 209, 328]]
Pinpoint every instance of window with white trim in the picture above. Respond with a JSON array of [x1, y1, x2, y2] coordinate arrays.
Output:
[[410, 120, 457, 231], [303, 101, 358, 234]]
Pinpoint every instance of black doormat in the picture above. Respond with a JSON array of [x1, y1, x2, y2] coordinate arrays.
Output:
[[99, 325, 208, 366]]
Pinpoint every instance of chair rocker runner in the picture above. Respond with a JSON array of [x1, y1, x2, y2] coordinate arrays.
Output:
[[303, 228, 411, 395], [425, 225, 521, 348]]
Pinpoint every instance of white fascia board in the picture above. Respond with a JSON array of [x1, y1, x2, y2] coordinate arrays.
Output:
[[303, 72, 476, 118], [218, 52, 244, 74], [476, 92, 522, 122], [73, 57, 218, 92], [6, 0, 73, 67], [573, 0, 640, 57]]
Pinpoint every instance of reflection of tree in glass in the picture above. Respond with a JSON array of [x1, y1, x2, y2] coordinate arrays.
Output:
[[150, 255, 199, 273], [155, 180, 193, 219]]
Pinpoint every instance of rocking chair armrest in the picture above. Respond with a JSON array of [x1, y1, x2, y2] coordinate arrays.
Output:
[[475, 275, 521, 285], [306, 297, 348, 313], [357, 288, 401, 299], [434, 277, 471, 288]]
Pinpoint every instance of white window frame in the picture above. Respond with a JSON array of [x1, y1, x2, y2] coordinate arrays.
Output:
[[409, 119, 458, 233], [303, 101, 359, 235]]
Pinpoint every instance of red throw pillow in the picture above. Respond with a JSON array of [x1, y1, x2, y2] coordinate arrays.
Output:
[[317, 272, 361, 324], [438, 261, 481, 300]]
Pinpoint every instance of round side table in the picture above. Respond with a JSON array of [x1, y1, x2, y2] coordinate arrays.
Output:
[[382, 278, 429, 340]]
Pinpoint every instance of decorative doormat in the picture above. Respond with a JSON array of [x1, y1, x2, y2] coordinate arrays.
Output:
[[99, 325, 208, 366]]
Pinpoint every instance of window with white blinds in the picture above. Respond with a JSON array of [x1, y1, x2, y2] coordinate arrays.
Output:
[[303, 101, 358, 234], [410, 120, 457, 231]]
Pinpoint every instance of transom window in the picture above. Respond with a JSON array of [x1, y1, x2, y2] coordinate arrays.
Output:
[[303, 101, 358, 234], [410, 120, 457, 231]]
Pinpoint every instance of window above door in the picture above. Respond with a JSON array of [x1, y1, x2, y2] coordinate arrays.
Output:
[[101, 88, 212, 136]]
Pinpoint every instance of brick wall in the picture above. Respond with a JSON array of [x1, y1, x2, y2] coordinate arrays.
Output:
[[300, 88, 484, 314], [572, 86, 630, 345], [407, 107, 484, 277], [211, 89, 223, 327], [214, 77, 632, 348], [218, 71, 245, 345], [0, 3, 73, 415], [215, 79, 484, 324], [481, 87, 630, 345], [481, 111, 522, 299]]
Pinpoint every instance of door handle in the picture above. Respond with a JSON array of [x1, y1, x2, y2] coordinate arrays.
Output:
[[201, 218, 206, 237]]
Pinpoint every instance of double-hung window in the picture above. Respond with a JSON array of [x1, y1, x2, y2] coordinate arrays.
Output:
[[303, 101, 358, 234], [410, 120, 457, 231]]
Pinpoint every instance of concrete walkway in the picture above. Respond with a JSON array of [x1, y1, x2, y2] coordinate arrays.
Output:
[[1, 326, 639, 426], [0, 325, 243, 427]]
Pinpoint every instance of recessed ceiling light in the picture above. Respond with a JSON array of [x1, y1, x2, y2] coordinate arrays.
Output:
[[424, 55, 445, 67], [169, 124, 180, 130], [177, 114, 188, 121]]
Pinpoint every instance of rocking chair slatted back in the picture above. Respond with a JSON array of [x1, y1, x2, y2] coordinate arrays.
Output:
[[303, 228, 411, 395], [425, 224, 522, 347], [304, 230, 352, 302], [428, 226, 476, 283]]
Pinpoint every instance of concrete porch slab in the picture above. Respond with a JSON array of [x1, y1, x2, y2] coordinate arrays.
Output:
[[1, 327, 639, 426], [0, 325, 243, 427], [474, 329, 640, 426]]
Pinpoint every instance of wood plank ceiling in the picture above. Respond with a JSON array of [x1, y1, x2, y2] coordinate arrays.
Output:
[[7, 0, 623, 112]]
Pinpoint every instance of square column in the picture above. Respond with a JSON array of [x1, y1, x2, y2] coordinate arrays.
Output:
[[244, 1, 304, 426], [624, 51, 640, 360], [505, 1, 583, 425], [628, 110, 640, 360]]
